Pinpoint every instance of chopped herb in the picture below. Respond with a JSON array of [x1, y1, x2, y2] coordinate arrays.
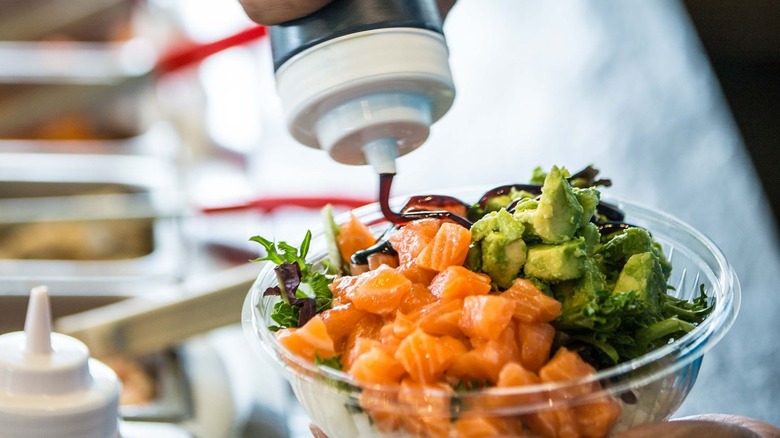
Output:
[[251, 231, 334, 329], [453, 379, 490, 392]]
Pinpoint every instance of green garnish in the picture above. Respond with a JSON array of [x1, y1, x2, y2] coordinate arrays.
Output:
[[251, 231, 333, 329], [314, 354, 343, 370]]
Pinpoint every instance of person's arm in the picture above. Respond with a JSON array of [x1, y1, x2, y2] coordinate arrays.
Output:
[[238, 0, 457, 25]]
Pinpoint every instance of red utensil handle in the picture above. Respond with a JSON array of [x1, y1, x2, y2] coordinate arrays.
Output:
[[155, 25, 268, 75], [200, 196, 375, 214]]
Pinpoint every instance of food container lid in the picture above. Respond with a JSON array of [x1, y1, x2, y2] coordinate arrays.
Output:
[[0, 286, 121, 438]]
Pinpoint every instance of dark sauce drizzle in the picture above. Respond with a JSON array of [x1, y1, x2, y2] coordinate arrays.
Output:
[[376, 171, 636, 245], [352, 173, 475, 266], [350, 226, 398, 265], [379, 173, 473, 228]]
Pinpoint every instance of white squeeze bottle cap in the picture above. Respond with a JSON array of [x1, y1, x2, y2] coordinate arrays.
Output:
[[270, 0, 456, 174], [0, 286, 121, 438]]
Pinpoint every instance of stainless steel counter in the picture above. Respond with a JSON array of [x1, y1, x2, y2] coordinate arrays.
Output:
[[228, 0, 779, 431]]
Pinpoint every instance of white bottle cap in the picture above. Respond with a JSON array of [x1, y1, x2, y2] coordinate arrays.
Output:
[[275, 27, 455, 167], [0, 286, 121, 438]]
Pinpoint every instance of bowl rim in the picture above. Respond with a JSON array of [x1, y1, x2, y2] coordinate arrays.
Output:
[[242, 189, 740, 404]]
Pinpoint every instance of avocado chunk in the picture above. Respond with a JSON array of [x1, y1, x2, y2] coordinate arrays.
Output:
[[578, 222, 600, 255], [573, 187, 600, 228], [553, 258, 608, 308], [524, 237, 588, 282], [533, 166, 584, 243], [511, 198, 539, 240], [612, 252, 666, 308], [470, 209, 527, 288], [596, 227, 672, 280]]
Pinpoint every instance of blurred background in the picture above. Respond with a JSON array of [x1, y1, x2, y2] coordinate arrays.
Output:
[[0, 0, 777, 437]]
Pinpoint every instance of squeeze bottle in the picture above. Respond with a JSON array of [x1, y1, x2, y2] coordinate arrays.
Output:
[[0, 286, 121, 438], [270, 0, 456, 174]]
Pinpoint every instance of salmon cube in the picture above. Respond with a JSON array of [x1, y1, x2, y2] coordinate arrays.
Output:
[[345, 265, 412, 315], [448, 326, 519, 384], [337, 215, 377, 264], [360, 388, 402, 433], [459, 295, 516, 341], [395, 329, 460, 384], [389, 218, 443, 265], [502, 278, 562, 324], [412, 298, 465, 337], [392, 312, 418, 339], [517, 322, 556, 372], [453, 415, 525, 438], [574, 396, 622, 438], [349, 345, 406, 385], [319, 302, 368, 344], [398, 379, 453, 438], [429, 266, 492, 300], [275, 315, 336, 362], [539, 348, 598, 399], [525, 407, 580, 438], [398, 263, 439, 285], [341, 314, 384, 369], [415, 222, 472, 272], [398, 283, 438, 314], [466, 361, 542, 412], [367, 252, 399, 270]]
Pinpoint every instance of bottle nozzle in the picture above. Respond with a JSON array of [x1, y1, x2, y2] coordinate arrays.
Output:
[[24, 285, 52, 356], [363, 138, 398, 175]]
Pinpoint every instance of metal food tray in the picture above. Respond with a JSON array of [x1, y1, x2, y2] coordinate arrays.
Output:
[[0, 153, 185, 295], [0, 39, 158, 140], [0, 121, 181, 159], [0, 293, 193, 423], [0, 0, 134, 42]]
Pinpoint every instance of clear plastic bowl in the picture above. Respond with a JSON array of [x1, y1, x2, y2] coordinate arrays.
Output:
[[242, 189, 740, 437]]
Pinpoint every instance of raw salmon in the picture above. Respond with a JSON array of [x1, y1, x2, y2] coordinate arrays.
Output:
[[516, 322, 556, 372], [448, 325, 519, 384], [429, 266, 492, 300], [389, 218, 443, 265], [319, 302, 368, 344], [411, 298, 465, 337], [415, 222, 472, 272], [349, 344, 406, 385], [337, 214, 377, 263], [275, 315, 336, 362], [398, 283, 438, 314], [345, 265, 412, 315], [502, 278, 562, 324], [453, 415, 525, 438], [395, 329, 461, 384], [398, 378, 453, 438], [459, 295, 516, 341]]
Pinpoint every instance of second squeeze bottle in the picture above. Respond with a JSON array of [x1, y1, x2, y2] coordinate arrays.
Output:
[[270, 0, 456, 174]]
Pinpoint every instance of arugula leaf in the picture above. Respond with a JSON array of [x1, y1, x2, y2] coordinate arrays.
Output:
[[251, 231, 333, 329], [553, 286, 713, 367]]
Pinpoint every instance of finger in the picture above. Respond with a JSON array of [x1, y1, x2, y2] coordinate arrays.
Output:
[[436, 0, 457, 20], [238, 0, 334, 25], [675, 414, 780, 438], [614, 420, 762, 438], [309, 423, 329, 438]]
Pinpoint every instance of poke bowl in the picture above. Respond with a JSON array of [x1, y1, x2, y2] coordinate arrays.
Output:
[[242, 171, 739, 438]]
